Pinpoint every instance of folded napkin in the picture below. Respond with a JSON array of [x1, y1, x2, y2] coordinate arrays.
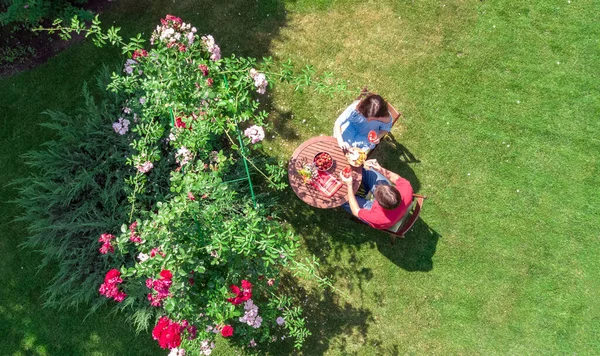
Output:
[[310, 170, 342, 198]]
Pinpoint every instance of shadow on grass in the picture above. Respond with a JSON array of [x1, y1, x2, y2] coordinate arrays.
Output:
[[0, 0, 293, 354], [104, 0, 290, 59], [269, 138, 439, 353], [261, 274, 374, 355]]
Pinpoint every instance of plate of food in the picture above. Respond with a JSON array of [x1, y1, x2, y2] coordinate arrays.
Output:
[[346, 148, 367, 167], [314, 151, 333, 171]]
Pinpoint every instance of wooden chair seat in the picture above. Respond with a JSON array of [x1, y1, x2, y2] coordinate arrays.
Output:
[[362, 191, 426, 240], [386, 194, 426, 242]]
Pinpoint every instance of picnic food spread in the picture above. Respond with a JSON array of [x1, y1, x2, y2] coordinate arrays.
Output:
[[314, 152, 333, 171], [346, 148, 367, 167], [288, 136, 363, 208], [310, 170, 342, 197]]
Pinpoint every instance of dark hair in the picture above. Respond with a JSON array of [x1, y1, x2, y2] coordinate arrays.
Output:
[[356, 94, 388, 119], [374, 185, 401, 210]]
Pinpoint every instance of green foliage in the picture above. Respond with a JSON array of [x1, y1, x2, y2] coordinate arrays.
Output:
[[22, 13, 347, 353], [14, 70, 168, 308], [0, 0, 91, 28], [0, 42, 34, 66]]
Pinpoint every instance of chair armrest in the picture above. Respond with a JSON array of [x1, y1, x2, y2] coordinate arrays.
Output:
[[395, 196, 424, 236]]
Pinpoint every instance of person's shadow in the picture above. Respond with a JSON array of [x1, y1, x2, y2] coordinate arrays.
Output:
[[363, 135, 439, 271]]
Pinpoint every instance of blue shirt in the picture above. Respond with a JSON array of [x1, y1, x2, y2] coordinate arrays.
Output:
[[334, 101, 393, 150]]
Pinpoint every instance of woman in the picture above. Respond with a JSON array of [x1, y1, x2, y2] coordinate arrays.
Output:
[[333, 93, 392, 151]]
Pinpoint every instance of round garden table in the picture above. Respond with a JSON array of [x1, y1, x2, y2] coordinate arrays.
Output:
[[288, 136, 362, 208]]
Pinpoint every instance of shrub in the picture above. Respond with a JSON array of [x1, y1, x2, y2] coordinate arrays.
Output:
[[0, 0, 92, 28], [24, 14, 348, 353], [15, 69, 171, 308]]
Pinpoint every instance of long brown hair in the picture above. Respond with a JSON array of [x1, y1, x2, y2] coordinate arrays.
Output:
[[356, 94, 388, 118]]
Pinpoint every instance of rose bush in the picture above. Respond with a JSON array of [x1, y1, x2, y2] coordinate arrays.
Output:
[[28, 14, 349, 354]]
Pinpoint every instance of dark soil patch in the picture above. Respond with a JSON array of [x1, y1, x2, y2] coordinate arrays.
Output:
[[0, 0, 111, 77]]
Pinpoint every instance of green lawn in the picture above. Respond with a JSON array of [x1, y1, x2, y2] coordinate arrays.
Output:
[[1, 0, 599, 354]]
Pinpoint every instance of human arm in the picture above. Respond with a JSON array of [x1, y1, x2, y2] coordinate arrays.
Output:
[[340, 171, 360, 217], [364, 159, 401, 184], [373, 130, 388, 144], [333, 102, 359, 150], [372, 114, 393, 144], [334, 121, 351, 151]]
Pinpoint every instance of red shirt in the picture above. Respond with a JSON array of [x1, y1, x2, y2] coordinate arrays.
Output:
[[357, 177, 413, 229]]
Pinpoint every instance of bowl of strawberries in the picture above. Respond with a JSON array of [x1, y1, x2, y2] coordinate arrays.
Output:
[[314, 152, 333, 171]]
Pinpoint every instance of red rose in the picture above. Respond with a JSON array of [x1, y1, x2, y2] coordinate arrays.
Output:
[[152, 316, 182, 349], [165, 14, 182, 24], [227, 281, 253, 304], [105, 269, 121, 282], [160, 270, 173, 280], [221, 325, 234, 337], [175, 117, 187, 129], [230, 285, 241, 295], [227, 285, 243, 305], [152, 317, 170, 340], [241, 291, 252, 302], [98, 233, 115, 243], [198, 64, 209, 76], [150, 248, 165, 257], [241, 280, 252, 292], [148, 293, 162, 307], [99, 243, 114, 254], [159, 322, 182, 349], [114, 291, 127, 302], [132, 49, 147, 60]]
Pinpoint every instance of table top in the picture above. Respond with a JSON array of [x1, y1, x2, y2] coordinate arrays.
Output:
[[288, 136, 362, 209]]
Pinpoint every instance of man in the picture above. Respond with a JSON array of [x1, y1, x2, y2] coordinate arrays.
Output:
[[340, 159, 413, 230]]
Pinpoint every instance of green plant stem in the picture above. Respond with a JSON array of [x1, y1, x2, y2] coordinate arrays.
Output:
[[223, 128, 278, 187]]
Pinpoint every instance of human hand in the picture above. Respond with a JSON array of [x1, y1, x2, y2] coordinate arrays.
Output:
[[364, 159, 381, 171], [339, 141, 351, 152], [340, 170, 353, 185]]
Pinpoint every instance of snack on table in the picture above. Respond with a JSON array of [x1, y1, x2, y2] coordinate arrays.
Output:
[[314, 152, 333, 171], [297, 162, 317, 184], [346, 148, 366, 167]]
